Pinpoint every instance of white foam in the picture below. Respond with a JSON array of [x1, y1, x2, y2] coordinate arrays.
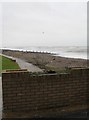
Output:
[[1, 46, 87, 60]]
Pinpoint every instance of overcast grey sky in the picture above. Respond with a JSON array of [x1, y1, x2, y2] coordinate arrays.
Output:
[[1, 2, 87, 47]]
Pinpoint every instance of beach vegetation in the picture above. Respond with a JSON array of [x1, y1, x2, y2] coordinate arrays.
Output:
[[44, 65, 71, 73]]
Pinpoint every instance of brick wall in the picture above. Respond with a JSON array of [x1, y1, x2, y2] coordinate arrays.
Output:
[[2, 68, 89, 115]]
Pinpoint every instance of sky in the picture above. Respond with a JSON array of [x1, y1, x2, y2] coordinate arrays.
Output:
[[0, 1, 87, 47]]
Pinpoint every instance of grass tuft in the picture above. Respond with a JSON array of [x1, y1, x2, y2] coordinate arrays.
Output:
[[0, 55, 20, 70]]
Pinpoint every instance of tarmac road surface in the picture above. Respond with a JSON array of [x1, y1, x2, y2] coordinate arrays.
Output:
[[1, 54, 43, 73]]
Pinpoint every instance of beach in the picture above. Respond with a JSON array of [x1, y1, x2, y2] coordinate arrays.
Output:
[[2, 49, 88, 73]]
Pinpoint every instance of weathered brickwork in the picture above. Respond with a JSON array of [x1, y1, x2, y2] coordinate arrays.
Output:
[[2, 68, 89, 113]]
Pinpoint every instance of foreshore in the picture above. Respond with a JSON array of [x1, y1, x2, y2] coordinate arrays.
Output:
[[2, 49, 88, 72]]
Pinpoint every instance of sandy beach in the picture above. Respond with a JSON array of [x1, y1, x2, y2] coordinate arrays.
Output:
[[2, 49, 88, 73]]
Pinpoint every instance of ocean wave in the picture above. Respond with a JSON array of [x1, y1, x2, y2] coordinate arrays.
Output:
[[1, 46, 87, 59]]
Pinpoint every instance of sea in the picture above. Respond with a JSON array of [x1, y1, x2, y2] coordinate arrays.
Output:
[[2, 46, 88, 59]]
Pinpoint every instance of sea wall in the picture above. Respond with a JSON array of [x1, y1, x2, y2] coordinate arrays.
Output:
[[2, 68, 89, 117]]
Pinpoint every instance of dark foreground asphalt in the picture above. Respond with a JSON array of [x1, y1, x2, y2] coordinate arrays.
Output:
[[33, 109, 89, 118], [57, 109, 88, 118], [2, 109, 89, 119]]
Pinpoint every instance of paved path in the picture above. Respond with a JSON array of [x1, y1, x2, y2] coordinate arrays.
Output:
[[1, 54, 43, 72], [15, 58, 43, 72]]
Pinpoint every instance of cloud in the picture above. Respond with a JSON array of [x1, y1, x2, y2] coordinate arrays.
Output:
[[2, 2, 87, 47]]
